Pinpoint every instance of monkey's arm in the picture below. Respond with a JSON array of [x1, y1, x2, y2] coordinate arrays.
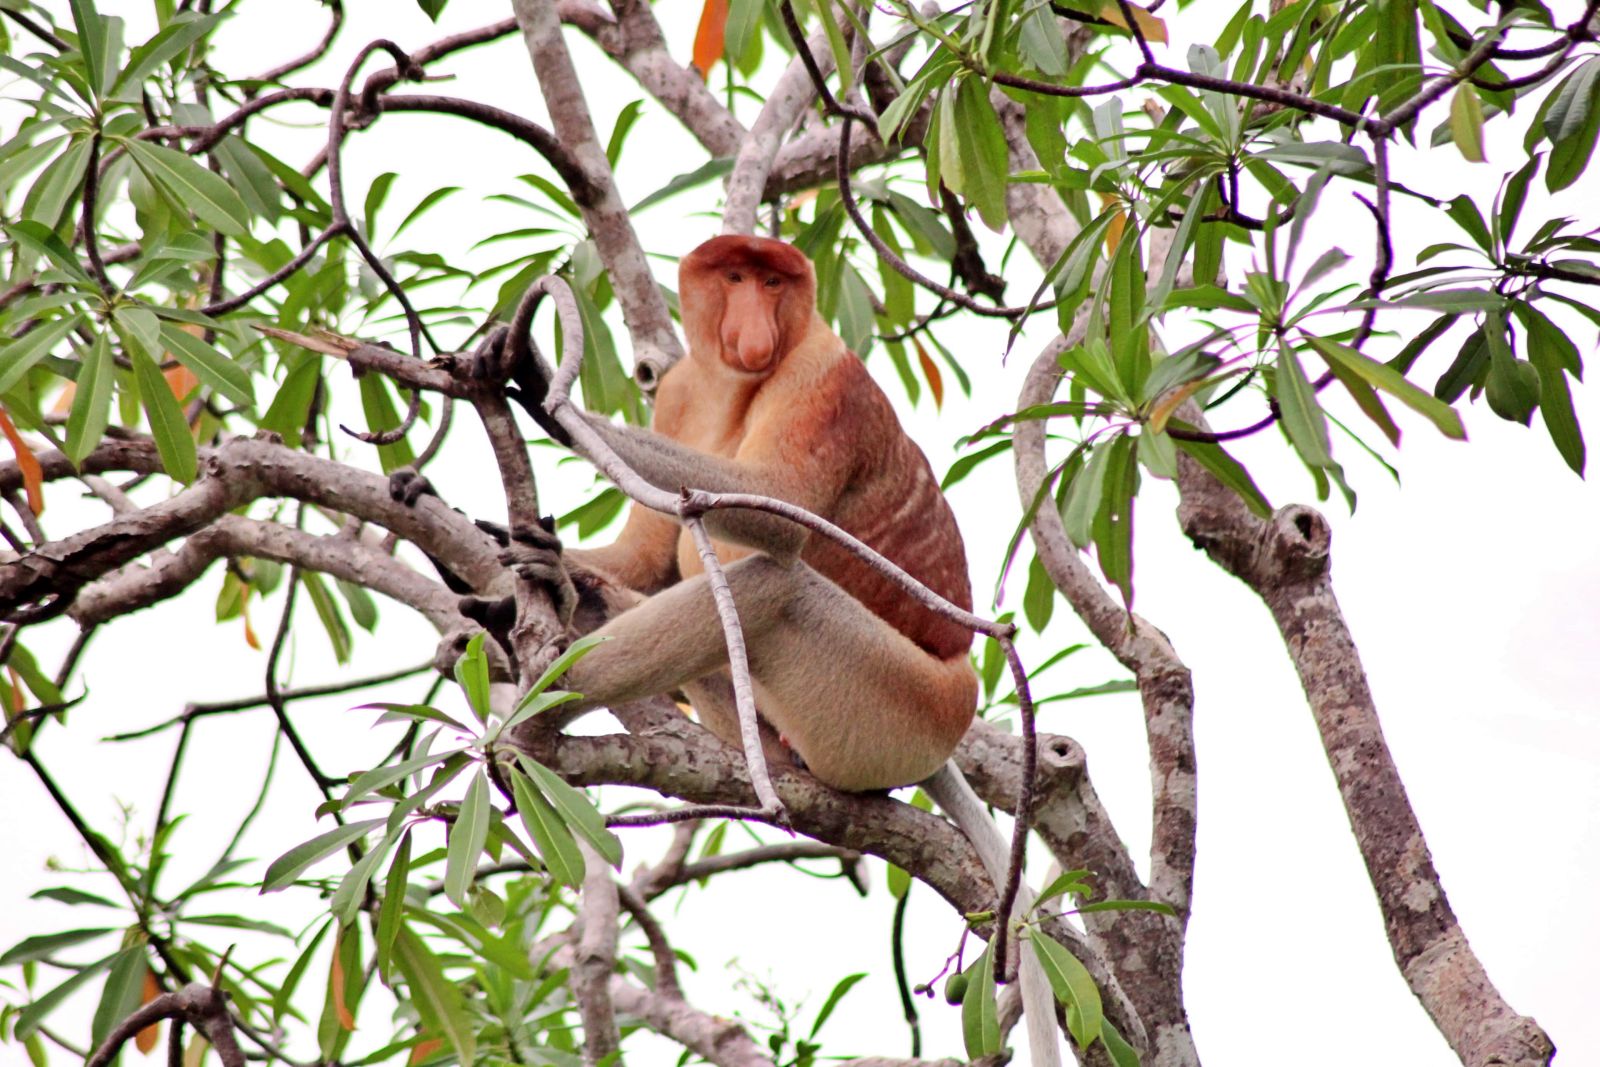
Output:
[[564, 502, 680, 595], [581, 417, 849, 560]]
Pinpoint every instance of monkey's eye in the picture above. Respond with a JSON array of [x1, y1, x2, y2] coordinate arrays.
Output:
[[763, 275, 782, 289], [727, 270, 744, 283]]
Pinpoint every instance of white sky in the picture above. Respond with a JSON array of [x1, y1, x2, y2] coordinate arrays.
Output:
[[1, 1, 1597, 1065]]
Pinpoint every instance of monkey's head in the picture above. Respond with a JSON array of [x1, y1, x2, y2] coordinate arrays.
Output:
[[680, 236, 816, 375]]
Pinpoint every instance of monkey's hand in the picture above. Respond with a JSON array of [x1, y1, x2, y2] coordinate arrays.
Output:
[[461, 517, 579, 633], [467, 324, 574, 446]]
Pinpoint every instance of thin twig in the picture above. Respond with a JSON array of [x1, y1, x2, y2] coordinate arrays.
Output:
[[681, 505, 785, 822], [250, 0, 343, 86], [617, 885, 682, 998]]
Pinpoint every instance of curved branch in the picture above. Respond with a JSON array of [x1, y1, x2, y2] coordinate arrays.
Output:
[[250, 0, 343, 86], [512, 0, 685, 388]]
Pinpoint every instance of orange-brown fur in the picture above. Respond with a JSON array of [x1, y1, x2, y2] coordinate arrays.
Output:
[[560, 236, 977, 790]]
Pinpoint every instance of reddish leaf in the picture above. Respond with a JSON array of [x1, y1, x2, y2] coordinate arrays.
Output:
[[135, 967, 162, 1053], [0, 406, 44, 515], [913, 338, 944, 409], [692, 0, 729, 80], [331, 927, 355, 1030], [409, 1038, 444, 1065]]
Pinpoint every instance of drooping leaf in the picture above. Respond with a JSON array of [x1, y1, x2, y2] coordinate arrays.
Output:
[[392, 927, 476, 1065], [691, 0, 729, 79], [519, 755, 623, 869], [510, 767, 586, 888], [960, 942, 1000, 1057], [1029, 930, 1103, 1046], [130, 345, 197, 484]]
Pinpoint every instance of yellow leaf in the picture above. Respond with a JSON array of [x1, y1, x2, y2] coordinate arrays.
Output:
[[1147, 378, 1209, 434], [1098, 192, 1127, 254], [1449, 85, 1485, 163], [1099, 1, 1167, 44]]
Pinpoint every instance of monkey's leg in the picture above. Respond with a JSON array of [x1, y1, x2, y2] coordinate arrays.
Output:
[[563, 556, 977, 792], [682, 671, 797, 772]]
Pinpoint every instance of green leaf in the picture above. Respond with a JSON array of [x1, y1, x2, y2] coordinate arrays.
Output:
[[129, 344, 197, 483], [318, 922, 364, 1061], [338, 578, 378, 631], [1022, 554, 1055, 632], [1483, 313, 1540, 425], [1101, 1019, 1141, 1067], [1274, 343, 1332, 467], [123, 138, 249, 235], [949, 75, 1010, 230], [1516, 308, 1580, 476], [1091, 434, 1138, 606], [444, 772, 492, 908], [375, 831, 411, 978], [453, 631, 490, 723], [0, 315, 82, 396], [516, 634, 609, 716], [518, 755, 623, 869], [630, 157, 735, 213], [111, 13, 219, 98], [302, 571, 352, 665], [22, 135, 91, 230], [1304, 335, 1466, 440], [1443, 195, 1493, 252], [1435, 325, 1489, 403], [808, 972, 867, 1039], [340, 748, 461, 812], [1500, 152, 1539, 247], [1032, 868, 1091, 911], [393, 185, 459, 239], [1448, 85, 1485, 162], [160, 323, 255, 407], [355, 373, 416, 473], [68, 0, 107, 96], [90, 946, 147, 1055], [258, 354, 321, 440], [1547, 58, 1600, 191], [510, 767, 586, 888], [30, 887, 119, 908], [262, 818, 385, 892], [1029, 929, 1103, 1046], [1, 927, 114, 966], [64, 330, 115, 465], [15, 952, 116, 1039], [392, 927, 476, 1065], [272, 918, 330, 1024], [1060, 439, 1113, 548], [960, 942, 1001, 1057], [817, 0, 853, 95]]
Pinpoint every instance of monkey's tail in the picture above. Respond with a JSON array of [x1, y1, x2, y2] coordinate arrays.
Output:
[[923, 762, 1063, 1067]]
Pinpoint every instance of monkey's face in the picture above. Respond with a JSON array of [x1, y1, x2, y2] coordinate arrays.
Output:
[[681, 236, 817, 376]]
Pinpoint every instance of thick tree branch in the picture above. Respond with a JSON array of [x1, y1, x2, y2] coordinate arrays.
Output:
[[512, 0, 685, 389], [1172, 457, 1554, 1067]]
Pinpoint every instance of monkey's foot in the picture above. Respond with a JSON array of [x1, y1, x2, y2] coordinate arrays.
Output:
[[498, 519, 578, 625], [388, 467, 436, 507]]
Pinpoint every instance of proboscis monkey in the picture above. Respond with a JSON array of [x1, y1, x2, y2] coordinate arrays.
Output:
[[511, 235, 979, 792], [480, 238, 1064, 1064]]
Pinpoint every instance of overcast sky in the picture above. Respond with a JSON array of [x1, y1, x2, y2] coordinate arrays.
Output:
[[1, 1, 1596, 1064]]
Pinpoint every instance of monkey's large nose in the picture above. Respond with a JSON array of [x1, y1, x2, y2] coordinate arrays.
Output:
[[723, 316, 776, 372]]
